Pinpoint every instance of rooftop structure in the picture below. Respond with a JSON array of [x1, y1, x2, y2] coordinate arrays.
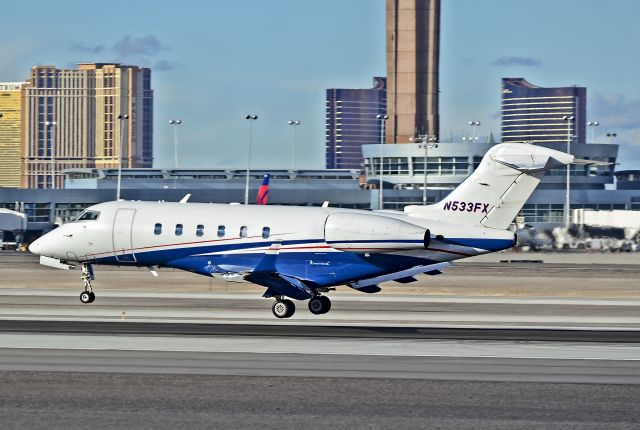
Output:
[[325, 77, 387, 169]]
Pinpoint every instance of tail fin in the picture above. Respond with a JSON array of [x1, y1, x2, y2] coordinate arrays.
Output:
[[406, 143, 574, 229], [256, 174, 270, 205]]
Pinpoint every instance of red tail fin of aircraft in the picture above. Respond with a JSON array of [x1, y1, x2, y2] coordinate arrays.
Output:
[[256, 174, 270, 205]]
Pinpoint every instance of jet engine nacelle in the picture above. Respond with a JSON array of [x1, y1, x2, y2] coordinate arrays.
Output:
[[324, 212, 430, 253]]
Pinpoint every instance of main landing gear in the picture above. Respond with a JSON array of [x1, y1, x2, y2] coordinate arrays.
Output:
[[308, 296, 331, 315], [79, 263, 95, 304], [271, 295, 332, 318], [272, 298, 295, 319]]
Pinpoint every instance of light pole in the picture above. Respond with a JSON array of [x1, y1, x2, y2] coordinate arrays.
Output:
[[469, 121, 481, 141], [169, 120, 182, 169], [562, 115, 574, 228], [606, 132, 617, 145], [244, 115, 258, 205], [587, 121, 599, 143], [45, 121, 57, 189], [376, 114, 388, 210], [288, 120, 301, 169], [417, 135, 438, 205], [116, 114, 129, 200]]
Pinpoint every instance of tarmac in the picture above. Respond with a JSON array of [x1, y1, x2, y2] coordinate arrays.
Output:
[[1, 251, 639, 429]]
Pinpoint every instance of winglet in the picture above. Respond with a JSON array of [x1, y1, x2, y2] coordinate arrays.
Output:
[[179, 194, 191, 204]]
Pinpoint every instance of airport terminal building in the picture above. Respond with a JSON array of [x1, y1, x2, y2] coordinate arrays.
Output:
[[2, 139, 640, 238]]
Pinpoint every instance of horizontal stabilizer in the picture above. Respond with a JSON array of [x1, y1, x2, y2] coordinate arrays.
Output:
[[572, 158, 612, 166]]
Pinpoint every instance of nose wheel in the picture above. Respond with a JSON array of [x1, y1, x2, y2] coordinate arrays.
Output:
[[80, 291, 95, 304], [79, 263, 96, 304]]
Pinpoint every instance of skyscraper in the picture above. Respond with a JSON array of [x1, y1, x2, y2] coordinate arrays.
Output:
[[386, 0, 440, 143], [501, 77, 586, 146], [325, 77, 387, 170], [22, 63, 153, 188], [0, 82, 27, 188]]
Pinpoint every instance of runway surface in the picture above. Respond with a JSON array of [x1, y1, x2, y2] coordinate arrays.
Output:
[[1, 253, 640, 428], [1, 320, 640, 429]]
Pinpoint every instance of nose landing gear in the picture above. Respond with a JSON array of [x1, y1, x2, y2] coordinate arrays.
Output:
[[79, 263, 95, 304]]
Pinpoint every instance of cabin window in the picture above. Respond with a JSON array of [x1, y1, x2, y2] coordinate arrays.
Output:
[[262, 227, 270, 239], [77, 210, 100, 221], [154, 223, 162, 235], [175, 224, 183, 236], [240, 226, 247, 238], [196, 224, 204, 237], [217, 225, 225, 237]]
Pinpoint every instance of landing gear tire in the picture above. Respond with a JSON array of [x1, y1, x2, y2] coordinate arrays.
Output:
[[308, 296, 331, 315], [79, 263, 95, 304], [80, 291, 95, 304], [272, 299, 295, 319]]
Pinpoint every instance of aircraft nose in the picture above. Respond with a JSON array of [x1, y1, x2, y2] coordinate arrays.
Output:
[[28, 237, 43, 255]]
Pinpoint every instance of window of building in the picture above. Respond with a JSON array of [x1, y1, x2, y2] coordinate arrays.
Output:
[[196, 224, 204, 237], [175, 224, 183, 236], [154, 223, 162, 235], [262, 227, 270, 239], [240, 226, 247, 238], [217, 225, 225, 237]]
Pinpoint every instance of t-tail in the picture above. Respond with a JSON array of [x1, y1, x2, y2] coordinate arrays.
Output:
[[406, 143, 574, 229], [256, 174, 270, 205]]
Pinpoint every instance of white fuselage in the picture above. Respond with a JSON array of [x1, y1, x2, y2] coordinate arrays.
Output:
[[29, 201, 514, 286]]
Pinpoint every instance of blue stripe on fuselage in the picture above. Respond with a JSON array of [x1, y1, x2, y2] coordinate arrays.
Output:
[[89, 236, 513, 286]]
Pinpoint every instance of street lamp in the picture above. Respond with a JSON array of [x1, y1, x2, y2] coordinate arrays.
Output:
[[587, 121, 599, 143], [416, 135, 438, 205], [169, 120, 182, 169], [562, 115, 575, 228], [116, 114, 129, 201], [244, 115, 258, 205], [606, 132, 617, 145], [288, 120, 301, 169], [376, 114, 388, 210], [468, 121, 481, 141], [45, 121, 57, 189]]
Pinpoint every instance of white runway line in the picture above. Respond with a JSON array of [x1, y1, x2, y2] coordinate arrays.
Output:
[[0, 333, 639, 361]]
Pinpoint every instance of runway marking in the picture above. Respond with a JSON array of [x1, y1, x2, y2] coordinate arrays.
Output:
[[1, 334, 639, 361]]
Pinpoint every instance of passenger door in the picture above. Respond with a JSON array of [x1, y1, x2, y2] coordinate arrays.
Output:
[[113, 208, 137, 262]]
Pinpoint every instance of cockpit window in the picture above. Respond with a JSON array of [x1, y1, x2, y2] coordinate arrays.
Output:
[[76, 210, 100, 221]]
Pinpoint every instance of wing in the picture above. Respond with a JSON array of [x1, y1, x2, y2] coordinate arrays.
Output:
[[347, 262, 450, 293], [243, 241, 315, 300]]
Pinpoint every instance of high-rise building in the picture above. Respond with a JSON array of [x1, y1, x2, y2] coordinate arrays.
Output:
[[22, 63, 153, 188], [0, 82, 27, 188], [325, 77, 387, 170], [501, 77, 586, 146], [386, 0, 440, 143]]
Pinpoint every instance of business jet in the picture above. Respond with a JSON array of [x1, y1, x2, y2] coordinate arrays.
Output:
[[29, 143, 576, 318]]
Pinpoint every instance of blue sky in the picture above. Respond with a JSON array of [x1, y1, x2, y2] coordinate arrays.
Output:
[[2, 0, 640, 169]]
